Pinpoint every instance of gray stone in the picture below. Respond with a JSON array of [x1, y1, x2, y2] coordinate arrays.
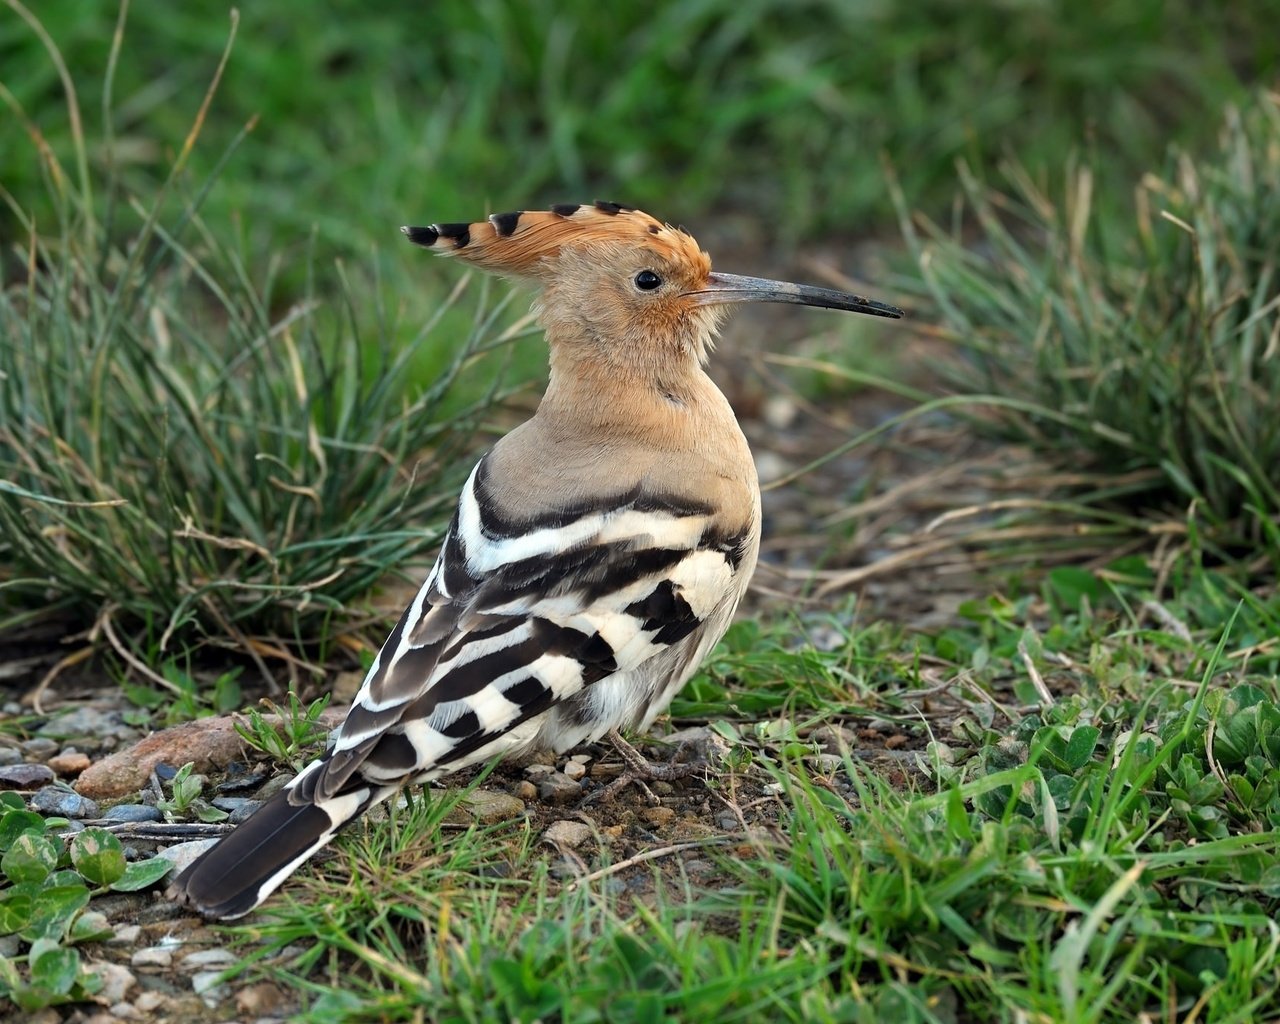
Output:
[[20, 737, 59, 759], [94, 962, 136, 1004], [182, 948, 238, 970], [30, 786, 99, 819], [230, 799, 263, 824], [0, 747, 22, 766], [562, 761, 587, 781], [0, 763, 55, 788], [543, 819, 594, 849], [156, 838, 219, 876], [211, 796, 254, 814], [463, 790, 525, 824], [254, 774, 295, 800], [131, 946, 173, 969], [192, 968, 231, 1005], [538, 772, 581, 805], [103, 804, 163, 823]]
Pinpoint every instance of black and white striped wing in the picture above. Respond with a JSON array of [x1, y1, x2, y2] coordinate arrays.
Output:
[[306, 455, 753, 803]]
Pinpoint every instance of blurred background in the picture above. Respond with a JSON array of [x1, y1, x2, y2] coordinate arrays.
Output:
[[4, 0, 1276, 262]]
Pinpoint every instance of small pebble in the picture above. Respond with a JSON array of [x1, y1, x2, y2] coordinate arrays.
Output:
[[715, 812, 739, 831], [109, 924, 142, 945], [192, 969, 231, 1005], [0, 763, 55, 788], [538, 772, 581, 806], [21, 737, 60, 759], [110, 1002, 142, 1020], [514, 780, 537, 801], [543, 820, 594, 849], [30, 786, 99, 818], [217, 769, 268, 794], [230, 800, 263, 824], [212, 796, 254, 814], [134, 992, 170, 1013], [568, 753, 592, 765], [95, 962, 136, 1004], [181, 948, 239, 970], [808, 753, 844, 774], [641, 806, 676, 827], [156, 838, 218, 877], [103, 804, 163, 823], [254, 774, 295, 800], [463, 790, 525, 824], [0, 747, 23, 766], [47, 751, 92, 776], [562, 761, 587, 781], [153, 763, 178, 782], [523, 762, 554, 781], [132, 946, 173, 969]]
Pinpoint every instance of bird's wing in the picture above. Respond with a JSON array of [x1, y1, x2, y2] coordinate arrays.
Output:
[[298, 454, 754, 805]]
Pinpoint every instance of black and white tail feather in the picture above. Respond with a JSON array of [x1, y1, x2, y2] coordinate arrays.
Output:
[[170, 455, 756, 919]]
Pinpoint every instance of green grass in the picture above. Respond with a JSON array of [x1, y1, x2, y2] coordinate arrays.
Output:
[[2, 0, 1275, 273], [898, 90, 1280, 560], [204, 562, 1280, 1022]]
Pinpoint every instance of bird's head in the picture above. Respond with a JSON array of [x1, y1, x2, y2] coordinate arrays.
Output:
[[402, 201, 902, 381]]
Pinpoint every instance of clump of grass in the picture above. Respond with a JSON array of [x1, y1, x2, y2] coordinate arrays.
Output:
[[900, 91, 1280, 560], [0, 9, 525, 670]]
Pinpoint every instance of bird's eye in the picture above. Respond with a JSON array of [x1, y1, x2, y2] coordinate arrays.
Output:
[[634, 270, 662, 291]]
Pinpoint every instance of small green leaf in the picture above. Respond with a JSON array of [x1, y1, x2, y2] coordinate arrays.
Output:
[[0, 809, 47, 853], [67, 909, 114, 944], [1, 833, 59, 884], [0, 881, 39, 934], [110, 857, 173, 893], [21, 883, 89, 943], [945, 786, 975, 842], [0, 792, 27, 811], [30, 942, 79, 996], [1064, 726, 1101, 771], [70, 828, 126, 886]]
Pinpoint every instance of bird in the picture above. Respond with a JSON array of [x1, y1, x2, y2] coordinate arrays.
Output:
[[169, 200, 903, 919]]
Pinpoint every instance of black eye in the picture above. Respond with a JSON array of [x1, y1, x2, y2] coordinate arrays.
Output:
[[634, 270, 662, 291]]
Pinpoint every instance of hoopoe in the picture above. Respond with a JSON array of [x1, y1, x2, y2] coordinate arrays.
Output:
[[170, 200, 902, 919]]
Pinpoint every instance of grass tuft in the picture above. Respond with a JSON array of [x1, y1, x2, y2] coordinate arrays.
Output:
[[0, 10, 531, 670], [899, 91, 1280, 559]]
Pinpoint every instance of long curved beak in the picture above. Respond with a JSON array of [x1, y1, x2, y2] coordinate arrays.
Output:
[[688, 272, 903, 319]]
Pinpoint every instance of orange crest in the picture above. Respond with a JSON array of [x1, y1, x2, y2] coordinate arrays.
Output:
[[402, 200, 710, 281]]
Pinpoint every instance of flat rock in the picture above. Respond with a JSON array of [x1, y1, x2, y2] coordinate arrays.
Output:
[[131, 946, 173, 969], [463, 790, 525, 824], [94, 962, 136, 1004], [641, 806, 676, 828], [538, 772, 581, 805], [31, 786, 99, 818], [156, 838, 219, 876], [47, 751, 92, 776], [75, 708, 345, 799], [543, 819, 594, 849], [0, 763, 55, 789], [181, 947, 239, 971], [103, 804, 163, 823], [21, 737, 59, 759]]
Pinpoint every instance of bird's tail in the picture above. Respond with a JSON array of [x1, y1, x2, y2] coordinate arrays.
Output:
[[168, 760, 393, 920]]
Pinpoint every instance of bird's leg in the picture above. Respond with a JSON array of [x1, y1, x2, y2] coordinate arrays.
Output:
[[580, 728, 703, 806], [607, 728, 702, 782]]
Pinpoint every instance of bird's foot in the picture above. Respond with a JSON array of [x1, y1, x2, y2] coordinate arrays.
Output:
[[580, 728, 703, 806]]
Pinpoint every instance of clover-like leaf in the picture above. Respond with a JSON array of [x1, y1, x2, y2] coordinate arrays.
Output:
[[70, 828, 126, 887], [0, 881, 39, 935], [0, 809, 47, 853], [110, 857, 173, 893], [29, 939, 79, 996], [21, 883, 90, 943], [1, 833, 59, 884], [68, 909, 114, 944]]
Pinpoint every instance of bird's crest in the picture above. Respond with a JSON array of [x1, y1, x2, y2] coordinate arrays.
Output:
[[402, 200, 710, 280]]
